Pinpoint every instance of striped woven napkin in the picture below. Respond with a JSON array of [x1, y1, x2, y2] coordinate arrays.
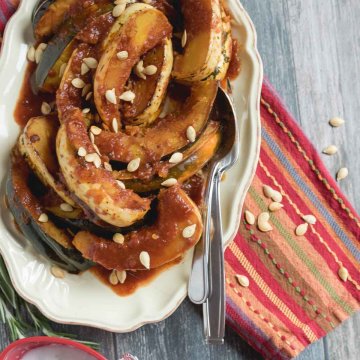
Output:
[[1, 2, 360, 360], [225, 81, 360, 359]]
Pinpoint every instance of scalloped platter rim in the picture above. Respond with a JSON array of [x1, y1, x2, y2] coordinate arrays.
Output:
[[0, 0, 263, 332]]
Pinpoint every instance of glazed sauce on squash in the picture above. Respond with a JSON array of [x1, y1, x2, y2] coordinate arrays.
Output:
[[91, 257, 182, 296], [13, 63, 54, 128]]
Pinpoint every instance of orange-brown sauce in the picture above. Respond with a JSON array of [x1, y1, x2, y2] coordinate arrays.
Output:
[[13, 63, 54, 128], [227, 39, 241, 80], [91, 257, 182, 296]]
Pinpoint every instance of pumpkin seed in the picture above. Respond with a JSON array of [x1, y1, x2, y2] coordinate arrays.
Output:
[[109, 270, 119, 285], [257, 212, 273, 232], [161, 178, 177, 187], [139, 251, 150, 269], [117, 50, 128, 60], [51, 266, 65, 279], [81, 62, 90, 75], [181, 29, 187, 47], [263, 185, 274, 199], [113, 233, 125, 244], [169, 152, 183, 164], [116, 180, 126, 189], [83, 57, 98, 69], [77, 147, 87, 157], [134, 60, 146, 79], [93, 154, 101, 168], [302, 214, 316, 224], [235, 274, 249, 287], [41, 101, 51, 115], [112, 118, 119, 133], [105, 88, 117, 104], [127, 158, 141, 172], [60, 203, 73, 212], [322, 145, 338, 155], [244, 210, 255, 225], [104, 162, 112, 171], [271, 190, 283, 203], [182, 224, 197, 238], [71, 78, 86, 89], [144, 65, 157, 75], [338, 266, 349, 282], [27, 45, 36, 62], [119, 90, 136, 102], [116, 270, 127, 284], [38, 213, 48, 223], [112, 3, 126, 17], [89, 132, 95, 144], [82, 108, 90, 114], [186, 126, 196, 142], [295, 223, 308, 236], [268, 202, 283, 212], [85, 153, 96, 163], [90, 126, 102, 135], [329, 117, 345, 127], [336, 167, 348, 181]]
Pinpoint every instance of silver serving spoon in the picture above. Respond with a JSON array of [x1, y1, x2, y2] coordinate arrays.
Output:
[[188, 85, 239, 327], [202, 87, 239, 344]]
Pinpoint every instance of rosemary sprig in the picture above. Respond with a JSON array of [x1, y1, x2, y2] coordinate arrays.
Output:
[[0, 256, 99, 350]]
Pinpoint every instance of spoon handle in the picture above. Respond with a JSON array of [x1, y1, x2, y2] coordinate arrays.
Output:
[[203, 172, 225, 344], [188, 165, 217, 304]]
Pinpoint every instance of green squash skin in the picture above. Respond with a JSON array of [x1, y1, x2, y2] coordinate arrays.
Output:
[[35, 3, 114, 92], [121, 122, 221, 193], [5, 171, 93, 274]]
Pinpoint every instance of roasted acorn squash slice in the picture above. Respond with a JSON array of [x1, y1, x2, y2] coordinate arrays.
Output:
[[6, 153, 91, 273], [116, 121, 221, 192], [18, 116, 75, 207], [56, 109, 151, 228], [73, 186, 202, 271], [94, 80, 218, 165], [93, 5, 172, 128], [172, 0, 223, 81]]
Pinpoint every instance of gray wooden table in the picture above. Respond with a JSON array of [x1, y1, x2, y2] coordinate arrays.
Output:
[[1, 0, 360, 359]]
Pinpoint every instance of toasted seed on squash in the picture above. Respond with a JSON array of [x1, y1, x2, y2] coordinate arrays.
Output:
[[73, 186, 203, 271], [172, 0, 223, 81], [56, 109, 151, 228], [94, 5, 172, 127], [94, 81, 218, 165]]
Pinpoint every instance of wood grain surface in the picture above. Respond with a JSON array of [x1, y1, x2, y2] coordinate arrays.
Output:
[[1, 0, 359, 359]]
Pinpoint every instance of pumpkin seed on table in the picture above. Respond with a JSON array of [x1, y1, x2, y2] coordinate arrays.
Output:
[[338, 266, 349, 282], [302, 214, 316, 224], [235, 274, 249, 288], [329, 117, 345, 127], [257, 212, 272, 232], [336, 167, 348, 181], [322, 145, 338, 155], [244, 210, 255, 225], [268, 202, 283, 212], [263, 185, 282, 202], [295, 223, 308, 236]]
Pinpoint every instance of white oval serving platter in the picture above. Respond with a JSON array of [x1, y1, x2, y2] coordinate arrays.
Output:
[[0, 0, 263, 332]]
